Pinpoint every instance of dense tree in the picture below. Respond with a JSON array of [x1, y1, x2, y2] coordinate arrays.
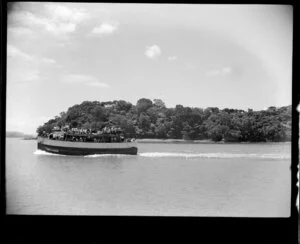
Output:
[[36, 99, 292, 142], [146, 106, 160, 124], [91, 105, 108, 122], [138, 113, 151, 131], [153, 98, 166, 108], [155, 118, 171, 138], [115, 100, 132, 112], [136, 98, 153, 115]]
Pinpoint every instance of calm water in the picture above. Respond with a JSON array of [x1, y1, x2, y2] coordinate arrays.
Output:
[[6, 138, 291, 216]]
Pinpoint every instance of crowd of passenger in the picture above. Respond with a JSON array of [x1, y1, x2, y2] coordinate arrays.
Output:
[[63, 126, 123, 135], [38, 125, 135, 143]]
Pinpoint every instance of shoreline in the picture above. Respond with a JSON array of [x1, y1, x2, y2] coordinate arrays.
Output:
[[5, 137, 290, 144], [135, 138, 213, 144], [135, 138, 291, 144], [23, 137, 38, 140]]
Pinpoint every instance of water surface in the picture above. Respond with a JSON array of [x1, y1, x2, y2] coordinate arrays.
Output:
[[6, 138, 291, 216]]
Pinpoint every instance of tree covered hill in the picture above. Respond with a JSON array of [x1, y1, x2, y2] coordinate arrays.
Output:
[[6, 131, 36, 139], [6, 131, 25, 137], [37, 99, 292, 142]]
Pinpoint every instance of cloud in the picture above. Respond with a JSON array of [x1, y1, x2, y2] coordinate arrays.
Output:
[[145, 45, 162, 60], [206, 66, 232, 77], [45, 3, 88, 23], [91, 22, 119, 35], [7, 44, 57, 66], [168, 56, 177, 61], [10, 11, 65, 35], [7, 44, 34, 61], [9, 3, 89, 36], [47, 22, 76, 34], [61, 74, 110, 88], [7, 44, 57, 84]]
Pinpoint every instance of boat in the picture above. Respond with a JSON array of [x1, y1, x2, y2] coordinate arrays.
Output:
[[37, 128, 138, 156]]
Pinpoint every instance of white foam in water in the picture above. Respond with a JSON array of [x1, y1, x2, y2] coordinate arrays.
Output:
[[33, 149, 66, 156], [138, 152, 290, 160], [33, 150, 289, 160]]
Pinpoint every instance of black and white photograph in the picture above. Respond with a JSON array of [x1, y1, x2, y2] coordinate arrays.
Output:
[[6, 3, 294, 219]]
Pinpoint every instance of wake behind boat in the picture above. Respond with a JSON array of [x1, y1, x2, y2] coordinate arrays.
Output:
[[37, 126, 138, 156]]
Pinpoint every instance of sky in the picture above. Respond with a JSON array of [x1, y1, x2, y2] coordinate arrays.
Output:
[[6, 3, 293, 134]]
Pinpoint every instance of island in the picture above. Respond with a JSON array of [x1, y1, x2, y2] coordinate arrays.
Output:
[[36, 98, 291, 143], [6, 131, 37, 140]]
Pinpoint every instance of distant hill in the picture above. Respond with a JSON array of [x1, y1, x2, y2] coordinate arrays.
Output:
[[6, 131, 36, 138], [6, 131, 25, 137]]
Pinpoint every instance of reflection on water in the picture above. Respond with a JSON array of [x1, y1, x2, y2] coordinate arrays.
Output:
[[6, 138, 291, 217]]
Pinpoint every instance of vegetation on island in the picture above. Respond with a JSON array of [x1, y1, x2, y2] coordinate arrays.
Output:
[[36, 99, 292, 142]]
